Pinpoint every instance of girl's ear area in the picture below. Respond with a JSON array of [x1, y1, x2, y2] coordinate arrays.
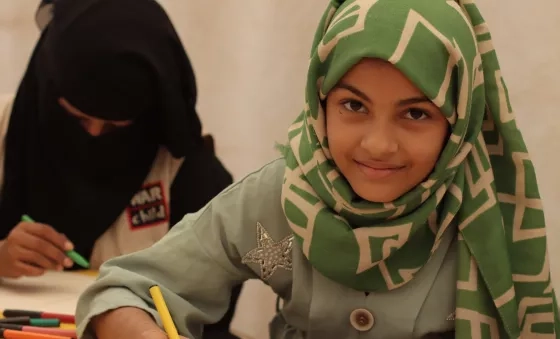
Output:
[[320, 99, 327, 114]]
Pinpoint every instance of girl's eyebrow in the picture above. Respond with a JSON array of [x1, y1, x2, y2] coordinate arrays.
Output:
[[333, 82, 430, 106], [397, 97, 431, 106], [333, 83, 371, 103]]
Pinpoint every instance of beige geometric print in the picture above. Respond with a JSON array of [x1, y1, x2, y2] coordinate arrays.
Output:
[[456, 308, 501, 339], [448, 184, 463, 201], [317, 0, 379, 62], [388, 10, 471, 122], [497, 152, 545, 242], [512, 251, 550, 283], [353, 222, 413, 273], [494, 286, 515, 308], [447, 141, 473, 170], [457, 137, 497, 231], [481, 110, 505, 157], [377, 261, 420, 289], [472, 53, 485, 89], [520, 315, 555, 338], [282, 173, 320, 257], [518, 296, 555, 326], [494, 70, 515, 124], [457, 254, 479, 292]]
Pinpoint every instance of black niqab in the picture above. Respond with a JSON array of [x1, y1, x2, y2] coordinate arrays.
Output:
[[0, 0, 205, 260]]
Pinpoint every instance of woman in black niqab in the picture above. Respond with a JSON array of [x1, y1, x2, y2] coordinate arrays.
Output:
[[0, 0, 238, 337]]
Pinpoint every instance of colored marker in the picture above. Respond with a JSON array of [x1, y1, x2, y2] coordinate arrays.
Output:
[[148, 285, 180, 339], [0, 324, 76, 338], [64, 250, 89, 269], [0, 317, 59, 327], [0, 328, 70, 339], [2, 310, 74, 324], [20, 215, 90, 269]]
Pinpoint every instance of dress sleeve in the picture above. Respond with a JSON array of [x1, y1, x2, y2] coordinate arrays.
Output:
[[76, 159, 287, 339]]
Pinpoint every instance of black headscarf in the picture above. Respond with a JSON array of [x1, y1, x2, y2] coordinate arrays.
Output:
[[0, 0, 206, 259], [35, 0, 54, 30]]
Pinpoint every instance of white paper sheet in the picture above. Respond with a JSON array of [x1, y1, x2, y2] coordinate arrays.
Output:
[[0, 271, 96, 314], [0, 271, 269, 339]]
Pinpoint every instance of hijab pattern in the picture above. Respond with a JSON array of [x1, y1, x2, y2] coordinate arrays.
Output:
[[280, 0, 558, 337]]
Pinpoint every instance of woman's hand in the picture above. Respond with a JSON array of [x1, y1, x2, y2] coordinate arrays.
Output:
[[0, 221, 73, 278]]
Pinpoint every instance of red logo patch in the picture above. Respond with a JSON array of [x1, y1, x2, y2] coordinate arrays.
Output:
[[126, 181, 169, 230]]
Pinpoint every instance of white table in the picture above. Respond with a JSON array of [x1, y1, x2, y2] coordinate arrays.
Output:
[[0, 271, 96, 314], [0, 272, 277, 339]]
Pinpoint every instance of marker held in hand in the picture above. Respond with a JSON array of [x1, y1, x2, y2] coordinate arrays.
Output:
[[20, 215, 90, 269]]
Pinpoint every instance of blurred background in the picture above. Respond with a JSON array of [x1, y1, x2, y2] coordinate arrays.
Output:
[[1, 1, 559, 337]]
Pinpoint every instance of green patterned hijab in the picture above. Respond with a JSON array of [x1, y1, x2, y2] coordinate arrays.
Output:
[[281, 0, 559, 337]]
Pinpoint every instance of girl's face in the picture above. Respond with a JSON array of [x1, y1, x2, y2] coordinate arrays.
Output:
[[326, 58, 449, 203]]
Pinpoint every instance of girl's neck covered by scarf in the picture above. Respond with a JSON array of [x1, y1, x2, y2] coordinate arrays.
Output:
[[0, 0, 205, 260], [281, 0, 558, 337]]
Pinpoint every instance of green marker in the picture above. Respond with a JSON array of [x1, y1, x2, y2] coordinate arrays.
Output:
[[65, 250, 90, 268], [21, 215, 90, 269], [30, 318, 60, 327], [0, 316, 60, 327]]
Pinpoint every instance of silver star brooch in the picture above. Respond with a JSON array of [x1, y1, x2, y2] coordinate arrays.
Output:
[[241, 222, 294, 280]]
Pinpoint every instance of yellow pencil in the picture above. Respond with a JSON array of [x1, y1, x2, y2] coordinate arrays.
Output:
[[149, 285, 180, 339]]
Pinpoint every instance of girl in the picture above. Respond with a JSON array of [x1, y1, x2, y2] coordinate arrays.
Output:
[[0, 0, 239, 337], [75, 0, 559, 338]]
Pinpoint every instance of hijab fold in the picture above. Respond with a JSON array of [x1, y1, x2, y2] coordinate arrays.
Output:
[[281, 0, 558, 337]]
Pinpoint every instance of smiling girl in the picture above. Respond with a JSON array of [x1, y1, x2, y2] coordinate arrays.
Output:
[[75, 0, 558, 338]]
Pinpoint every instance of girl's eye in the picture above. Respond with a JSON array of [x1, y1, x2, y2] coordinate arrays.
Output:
[[342, 100, 367, 113], [405, 109, 429, 120]]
